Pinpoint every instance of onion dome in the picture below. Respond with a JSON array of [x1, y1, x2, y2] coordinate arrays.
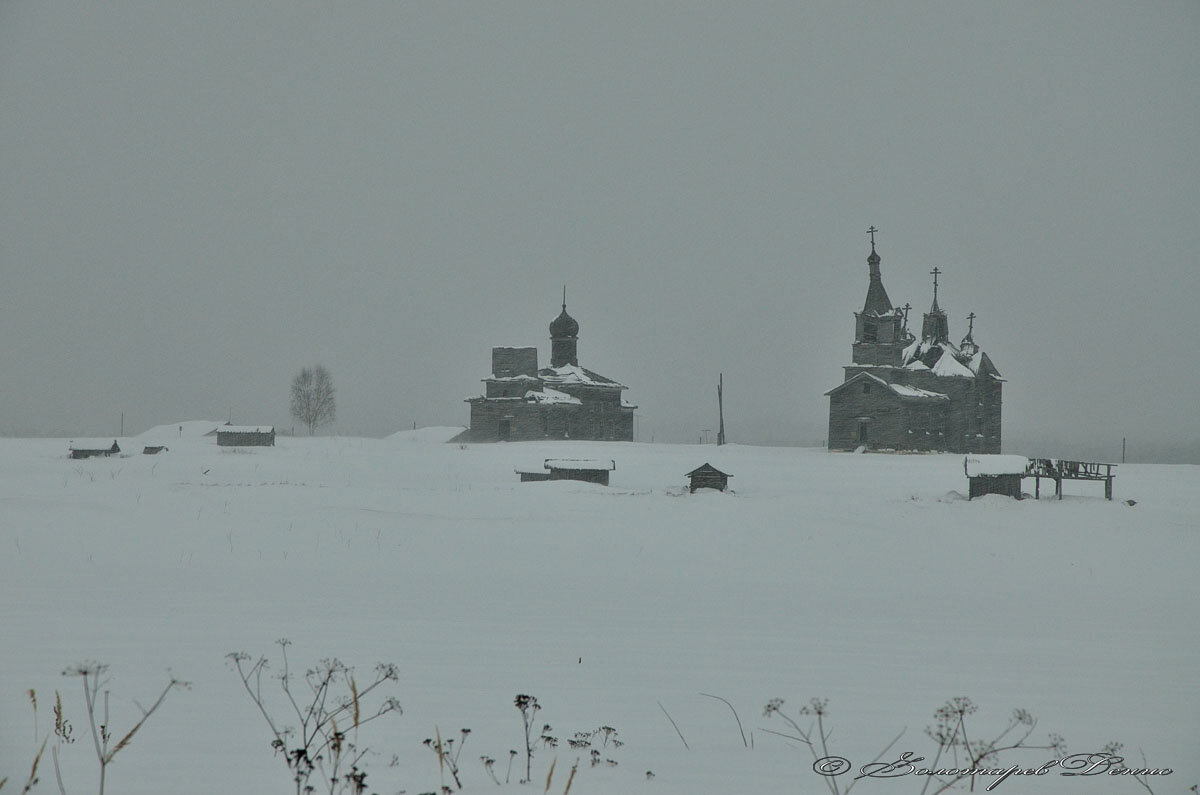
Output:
[[550, 295, 579, 338]]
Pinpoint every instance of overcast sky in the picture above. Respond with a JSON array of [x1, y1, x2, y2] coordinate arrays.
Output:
[[2, 2, 1197, 460]]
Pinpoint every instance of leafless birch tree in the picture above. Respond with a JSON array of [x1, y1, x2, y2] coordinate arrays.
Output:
[[290, 365, 336, 435]]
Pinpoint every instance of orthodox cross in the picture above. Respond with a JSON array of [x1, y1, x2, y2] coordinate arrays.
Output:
[[867, 225, 878, 249], [902, 302, 912, 330], [562, 284, 567, 310], [930, 266, 941, 302], [966, 311, 976, 336]]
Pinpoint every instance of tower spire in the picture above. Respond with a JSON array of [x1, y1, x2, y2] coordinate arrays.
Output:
[[921, 267, 950, 342], [861, 225, 892, 314]]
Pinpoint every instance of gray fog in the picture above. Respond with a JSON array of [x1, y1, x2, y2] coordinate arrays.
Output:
[[2, 3, 1197, 461]]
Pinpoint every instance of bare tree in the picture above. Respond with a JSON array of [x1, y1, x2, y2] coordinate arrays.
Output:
[[290, 365, 336, 435]]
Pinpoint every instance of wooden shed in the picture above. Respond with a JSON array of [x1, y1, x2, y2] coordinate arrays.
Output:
[[518, 458, 616, 485], [964, 455, 1028, 500], [216, 426, 276, 447], [69, 440, 120, 459], [685, 462, 731, 493]]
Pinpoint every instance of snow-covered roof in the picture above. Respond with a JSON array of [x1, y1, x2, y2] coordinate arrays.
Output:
[[485, 374, 541, 382], [216, 426, 275, 434], [964, 455, 1029, 476], [68, 439, 120, 450], [539, 363, 625, 389], [930, 349, 977, 378], [888, 383, 949, 400], [824, 372, 947, 401], [903, 335, 1004, 380], [525, 387, 581, 405], [544, 458, 616, 471]]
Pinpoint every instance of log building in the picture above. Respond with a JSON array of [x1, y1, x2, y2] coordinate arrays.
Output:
[[464, 295, 636, 442], [826, 230, 1003, 453]]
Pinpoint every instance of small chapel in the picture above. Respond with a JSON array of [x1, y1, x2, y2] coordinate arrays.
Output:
[[463, 293, 636, 442], [825, 228, 1004, 453]]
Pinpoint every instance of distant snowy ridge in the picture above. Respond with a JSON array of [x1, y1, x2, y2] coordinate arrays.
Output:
[[384, 426, 467, 443], [136, 420, 226, 440]]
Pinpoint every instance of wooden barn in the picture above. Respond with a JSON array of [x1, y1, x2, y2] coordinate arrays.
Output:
[[216, 426, 275, 447], [518, 458, 616, 485], [685, 463, 731, 493], [964, 455, 1028, 500], [69, 440, 120, 459]]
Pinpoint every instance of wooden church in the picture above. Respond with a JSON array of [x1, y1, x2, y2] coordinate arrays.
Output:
[[825, 229, 1004, 453], [464, 293, 636, 442]]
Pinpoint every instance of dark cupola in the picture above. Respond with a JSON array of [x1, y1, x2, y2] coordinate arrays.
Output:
[[549, 287, 579, 367]]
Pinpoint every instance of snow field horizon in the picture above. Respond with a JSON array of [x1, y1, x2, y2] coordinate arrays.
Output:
[[1, 426, 1196, 794]]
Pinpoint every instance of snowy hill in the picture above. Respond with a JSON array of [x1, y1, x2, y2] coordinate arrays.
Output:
[[0, 435, 1195, 794]]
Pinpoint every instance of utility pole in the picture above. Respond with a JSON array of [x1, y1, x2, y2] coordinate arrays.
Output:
[[1122, 437, 1126, 463], [717, 373, 726, 446]]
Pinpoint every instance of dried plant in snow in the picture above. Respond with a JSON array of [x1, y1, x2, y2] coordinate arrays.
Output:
[[49, 662, 188, 795], [227, 639, 401, 795]]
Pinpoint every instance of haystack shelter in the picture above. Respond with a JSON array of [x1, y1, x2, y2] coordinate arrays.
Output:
[[216, 426, 275, 446]]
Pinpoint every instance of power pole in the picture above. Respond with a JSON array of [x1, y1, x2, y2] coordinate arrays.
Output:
[[717, 373, 726, 446]]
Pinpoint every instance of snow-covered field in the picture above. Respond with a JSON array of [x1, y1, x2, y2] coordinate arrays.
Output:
[[2, 426, 1197, 794]]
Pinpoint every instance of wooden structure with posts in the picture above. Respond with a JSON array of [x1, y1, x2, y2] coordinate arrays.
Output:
[[964, 455, 1117, 501], [1027, 458, 1116, 501]]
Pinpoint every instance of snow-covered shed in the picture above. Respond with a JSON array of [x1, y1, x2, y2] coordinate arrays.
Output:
[[69, 439, 120, 459], [964, 455, 1028, 500], [216, 426, 275, 447], [518, 458, 616, 485], [685, 462, 731, 492]]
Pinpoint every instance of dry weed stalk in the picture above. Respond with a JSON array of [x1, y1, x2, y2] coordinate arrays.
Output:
[[51, 662, 187, 795], [227, 639, 401, 795]]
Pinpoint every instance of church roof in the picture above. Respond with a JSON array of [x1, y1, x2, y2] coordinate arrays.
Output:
[[524, 387, 582, 405], [929, 349, 977, 378], [484, 374, 541, 382], [862, 245, 895, 315], [539, 363, 625, 389], [824, 371, 949, 400], [901, 337, 1002, 379]]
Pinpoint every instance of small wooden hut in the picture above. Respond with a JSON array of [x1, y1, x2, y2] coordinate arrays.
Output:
[[69, 440, 120, 459], [685, 462, 731, 493], [216, 426, 275, 447]]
